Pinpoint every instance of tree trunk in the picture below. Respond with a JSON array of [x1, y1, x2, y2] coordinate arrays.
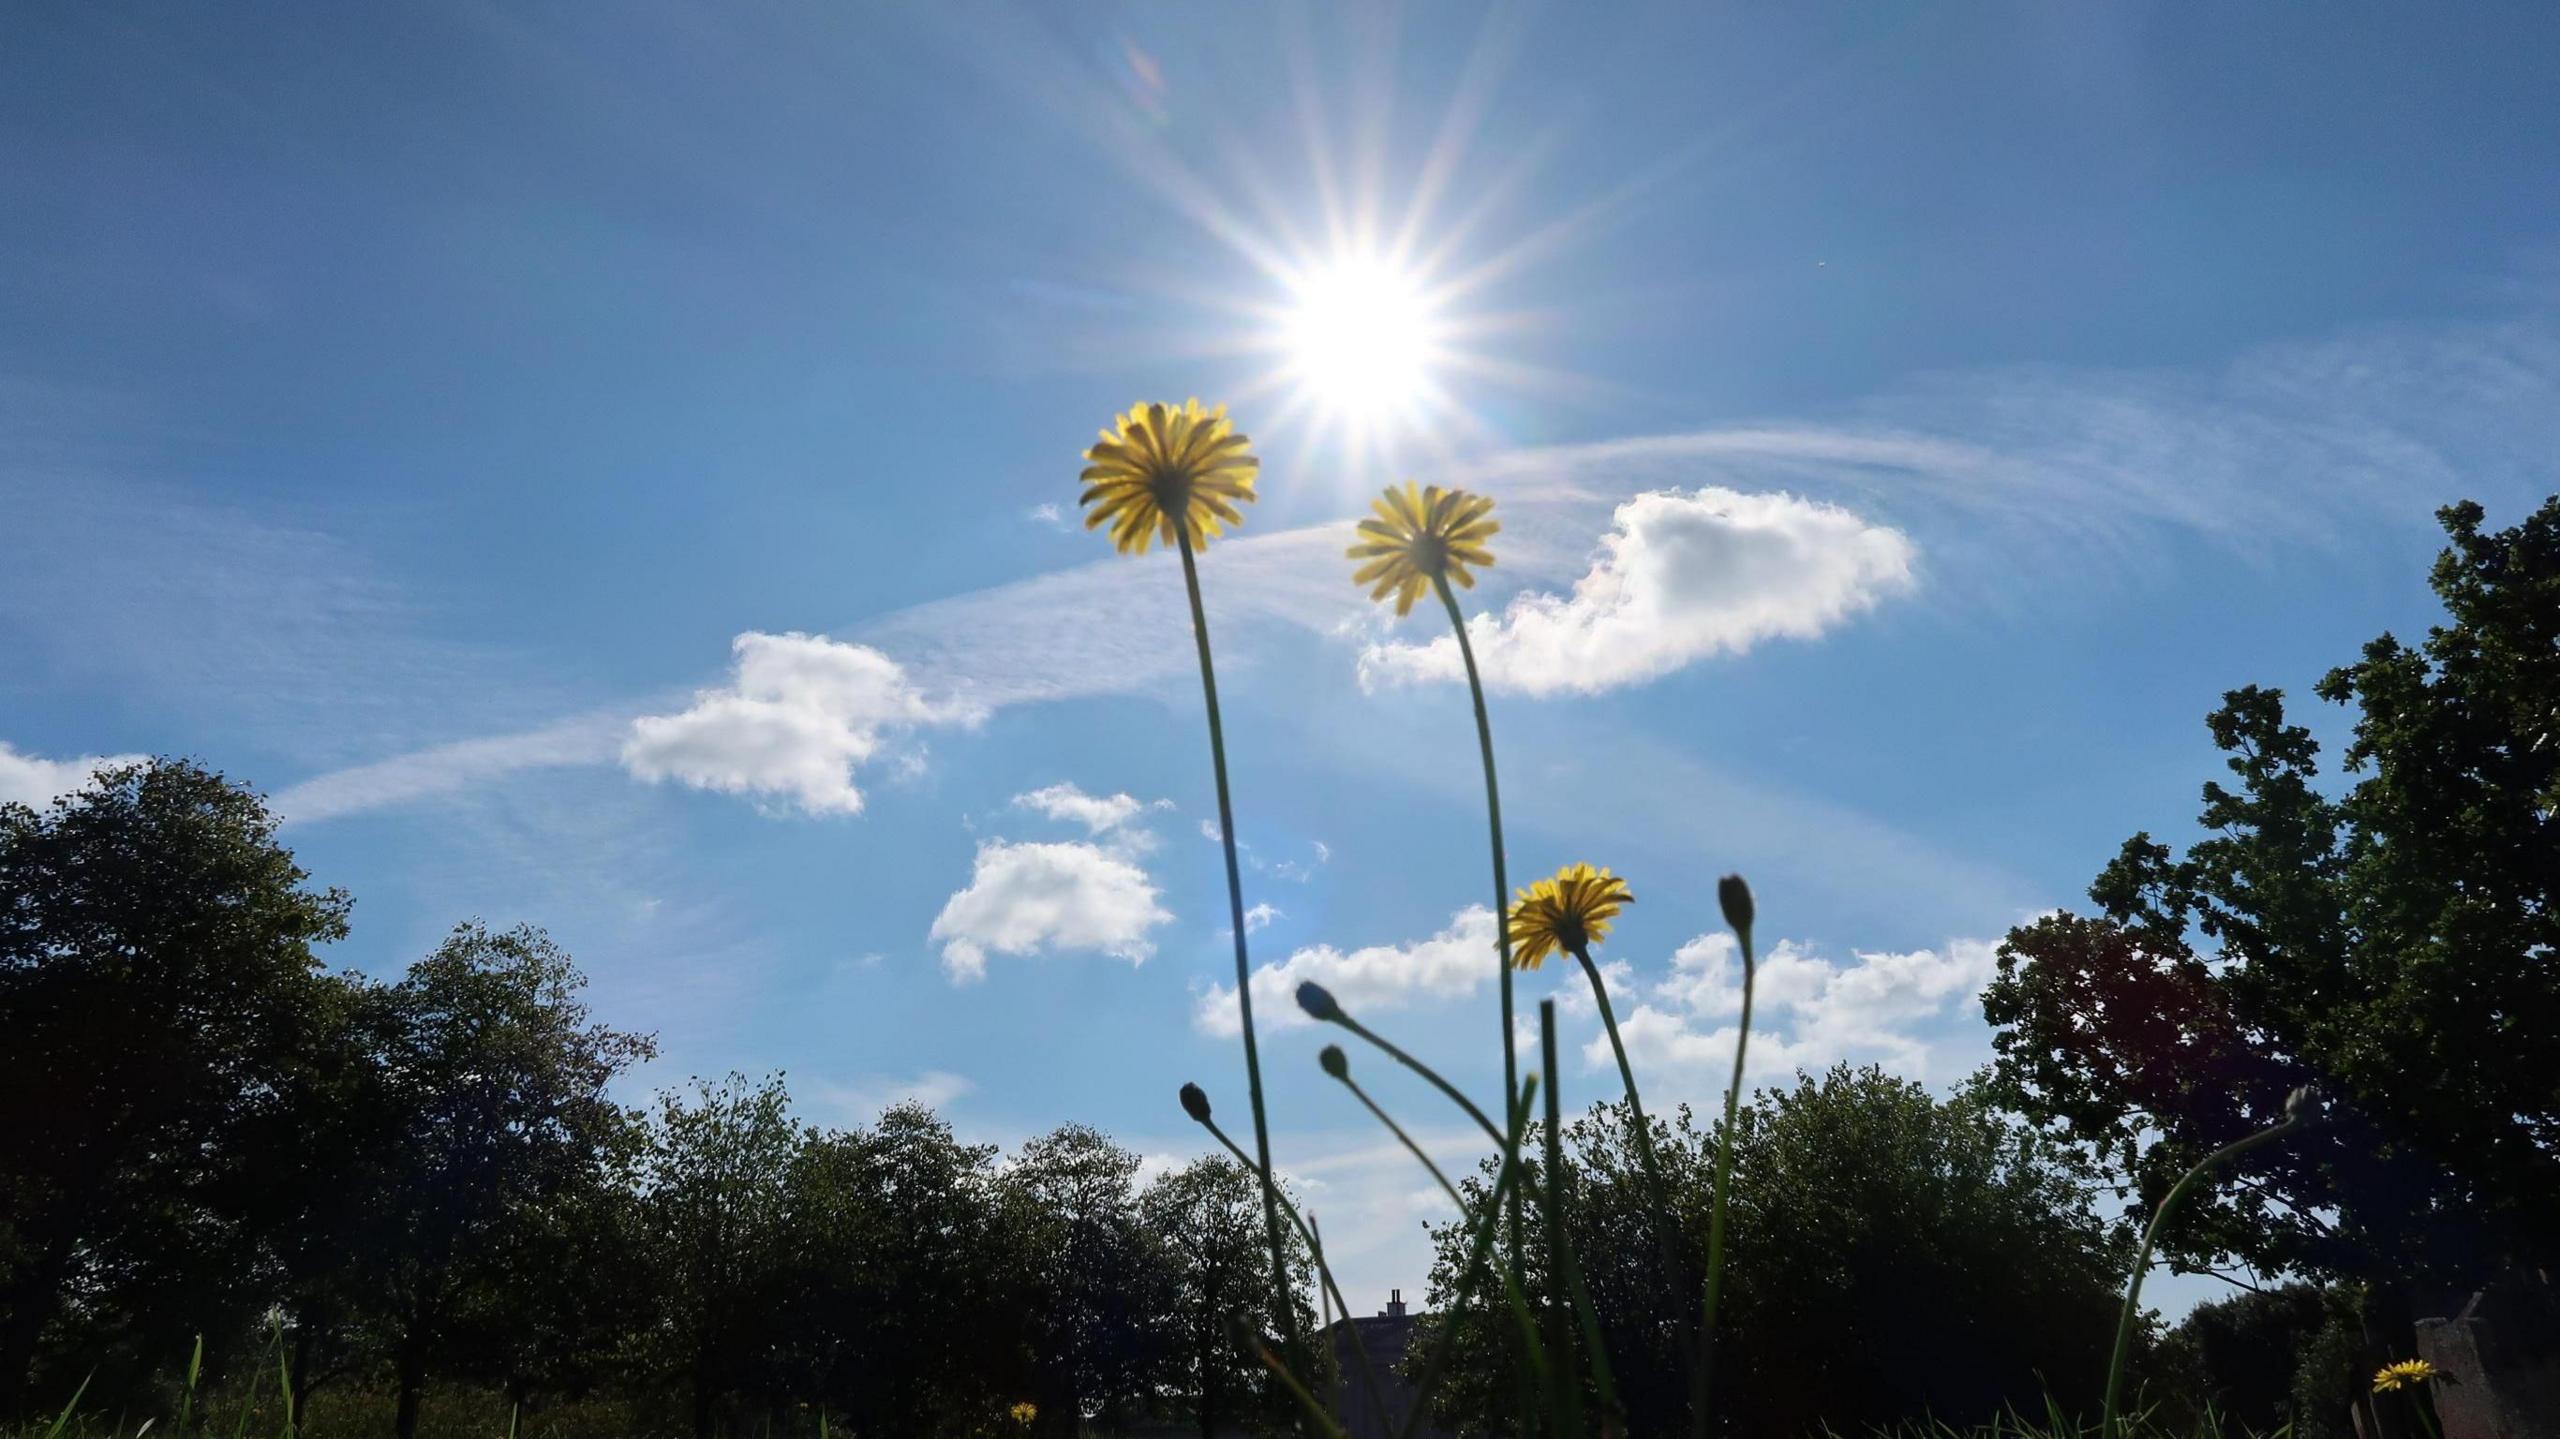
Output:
[[393, 1343, 424, 1439], [691, 1358, 716, 1439], [0, 1229, 75, 1419]]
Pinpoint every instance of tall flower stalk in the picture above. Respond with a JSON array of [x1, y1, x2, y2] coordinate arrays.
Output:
[[1347, 482, 1510, 1096], [1695, 874, 1758, 1439], [1078, 401, 1297, 1359], [2100, 1084, 2318, 1439], [1347, 482, 1530, 1269]]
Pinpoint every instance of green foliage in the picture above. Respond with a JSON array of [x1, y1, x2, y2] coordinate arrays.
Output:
[[1424, 1067, 2128, 1439], [0, 760, 352, 1414], [1984, 497, 2560, 1297]]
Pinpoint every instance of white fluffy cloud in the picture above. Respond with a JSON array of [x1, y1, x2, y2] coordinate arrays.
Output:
[[1013, 781, 1147, 835], [1360, 487, 1917, 695], [929, 839, 1171, 983], [1598, 931, 1999, 1096], [622, 632, 978, 816], [0, 742, 150, 810], [1195, 906, 1497, 1037]]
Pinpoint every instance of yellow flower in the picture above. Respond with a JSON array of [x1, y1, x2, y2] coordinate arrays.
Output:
[[1078, 400, 1258, 555], [2373, 1359, 2442, 1393], [1009, 1401, 1038, 1424], [1347, 481, 1499, 616], [1507, 862, 1633, 969]]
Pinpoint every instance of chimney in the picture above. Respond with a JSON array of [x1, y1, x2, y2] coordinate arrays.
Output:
[[1385, 1288, 1407, 1319]]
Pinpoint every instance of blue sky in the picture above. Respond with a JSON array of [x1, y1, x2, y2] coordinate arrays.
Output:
[[6, 2, 2559, 1314]]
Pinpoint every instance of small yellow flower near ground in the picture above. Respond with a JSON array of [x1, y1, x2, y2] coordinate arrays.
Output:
[[2374, 1359, 2443, 1393], [1507, 862, 1633, 969], [1078, 400, 1258, 555], [1009, 1400, 1038, 1425], [1347, 481, 1499, 615]]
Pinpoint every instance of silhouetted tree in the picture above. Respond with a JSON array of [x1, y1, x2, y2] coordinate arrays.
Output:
[[0, 760, 352, 1415], [1138, 1156, 1313, 1439], [1425, 1067, 2125, 1438], [1984, 498, 2560, 1339], [368, 923, 654, 1439]]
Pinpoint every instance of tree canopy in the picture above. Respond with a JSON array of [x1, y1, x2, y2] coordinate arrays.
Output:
[[1984, 497, 2560, 1300]]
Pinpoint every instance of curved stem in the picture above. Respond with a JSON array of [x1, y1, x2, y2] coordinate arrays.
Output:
[[1436, 571, 1531, 1314], [1198, 1117, 1394, 1439], [1435, 579, 1518, 1151], [2101, 1117, 2304, 1439], [1396, 1078, 1541, 1439], [1176, 530, 1300, 1372], [1694, 929, 1755, 1439], [1331, 1012, 1505, 1150], [1570, 946, 1665, 1196]]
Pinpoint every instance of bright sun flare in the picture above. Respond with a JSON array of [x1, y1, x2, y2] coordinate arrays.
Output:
[[1279, 255, 1444, 422]]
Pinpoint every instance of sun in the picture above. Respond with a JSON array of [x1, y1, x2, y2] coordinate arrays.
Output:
[[1278, 253, 1446, 422]]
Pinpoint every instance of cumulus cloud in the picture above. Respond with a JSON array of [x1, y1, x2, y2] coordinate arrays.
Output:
[[1013, 781, 1147, 835], [622, 632, 978, 816], [1600, 931, 1999, 1095], [1195, 906, 1496, 1036], [0, 742, 150, 810], [1244, 902, 1282, 934], [929, 839, 1170, 983], [1360, 487, 1917, 695]]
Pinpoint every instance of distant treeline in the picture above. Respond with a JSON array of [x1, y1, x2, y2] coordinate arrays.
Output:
[[0, 760, 1306, 1439]]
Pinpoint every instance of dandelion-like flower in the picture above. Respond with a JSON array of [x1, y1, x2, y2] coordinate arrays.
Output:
[[1078, 400, 1257, 555], [2374, 1360, 2443, 1393], [1506, 862, 1633, 969], [1347, 481, 1499, 615]]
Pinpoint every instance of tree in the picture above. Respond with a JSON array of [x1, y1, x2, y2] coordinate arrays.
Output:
[[642, 1074, 803, 1439], [367, 922, 654, 1439], [1424, 1068, 2127, 1438], [1983, 498, 2560, 1325], [1001, 1125, 1165, 1435], [0, 760, 352, 1416], [1137, 1156, 1312, 1439], [2150, 1283, 2353, 1439]]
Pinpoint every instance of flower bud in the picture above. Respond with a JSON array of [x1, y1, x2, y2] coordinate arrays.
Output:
[[1296, 981, 1342, 1023], [1718, 874, 1755, 936], [1179, 1082, 1213, 1125], [1319, 1044, 1349, 1081], [2285, 1084, 2320, 1123]]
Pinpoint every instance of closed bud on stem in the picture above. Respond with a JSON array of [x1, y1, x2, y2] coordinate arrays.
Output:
[[1319, 1044, 1349, 1081], [1179, 1082, 1213, 1125], [1296, 980, 1343, 1024], [1718, 873, 1755, 937]]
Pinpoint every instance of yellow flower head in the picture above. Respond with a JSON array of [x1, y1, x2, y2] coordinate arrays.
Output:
[[1347, 481, 1499, 616], [1009, 1401, 1038, 1425], [1507, 863, 1633, 969], [2373, 1360, 2441, 1393], [1078, 400, 1258, 555]]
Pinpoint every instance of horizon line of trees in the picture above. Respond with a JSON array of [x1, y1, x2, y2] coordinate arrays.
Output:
[[0, 760, 1309, 1438]]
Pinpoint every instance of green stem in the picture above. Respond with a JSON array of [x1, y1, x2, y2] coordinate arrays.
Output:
[[1436, 574, 1524, 1251], [1570, 946, 1667, 1200], [1199, 1116, 1395, 1439], [1176, 530, 1301, 1375], [1329, 1011, 1505, 1150], [1694, 929, 1755, 1439], [1538, 1003, 1588, 1439], [2101, 1116, 2305, 1439], [1398, 1078, 1541, 1439], [1334, 1069, 1552, 1373]]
